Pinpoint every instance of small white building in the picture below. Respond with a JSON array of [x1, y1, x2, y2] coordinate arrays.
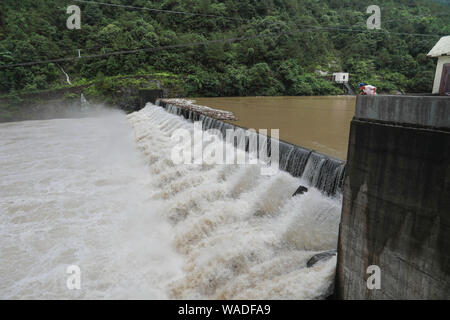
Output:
[[332, 72, 349, 84], [428, 36, 450, 95]]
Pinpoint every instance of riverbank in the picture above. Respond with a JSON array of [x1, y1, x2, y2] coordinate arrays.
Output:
[[0, 72, 184, 122]]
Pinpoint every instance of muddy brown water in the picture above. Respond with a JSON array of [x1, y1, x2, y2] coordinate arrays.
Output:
[[193, 96, 356, 160]]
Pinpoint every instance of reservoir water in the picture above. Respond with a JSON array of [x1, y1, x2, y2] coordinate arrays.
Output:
[[194, 96, 356, 160], [0, 103, 343, 299]]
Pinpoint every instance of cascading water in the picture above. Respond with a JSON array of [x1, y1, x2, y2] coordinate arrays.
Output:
[[0, 103, 343, 299], [159, 101, 346, 196], [127, 103, 343, 299]]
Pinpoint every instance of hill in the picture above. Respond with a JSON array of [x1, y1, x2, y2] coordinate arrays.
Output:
[[0, 0, 449, 96]]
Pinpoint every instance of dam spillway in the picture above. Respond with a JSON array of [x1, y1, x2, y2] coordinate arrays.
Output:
[[157, 99, 346, 197], [127, 103, 344, 299]]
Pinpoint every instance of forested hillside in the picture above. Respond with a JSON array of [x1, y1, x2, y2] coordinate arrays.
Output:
[[0, 0, 449, 96]]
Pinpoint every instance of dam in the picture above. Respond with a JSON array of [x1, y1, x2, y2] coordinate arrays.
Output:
[[154, 94, 450, 299], [1, 93, 448, 299]]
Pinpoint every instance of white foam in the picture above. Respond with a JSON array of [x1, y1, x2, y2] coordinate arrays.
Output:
[[0, 111, 183, 299], [127, 104, 343, 299], [0, 104, 342, 299]]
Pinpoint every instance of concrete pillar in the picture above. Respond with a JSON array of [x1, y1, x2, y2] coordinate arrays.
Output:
[[336, 95, 450, 299]]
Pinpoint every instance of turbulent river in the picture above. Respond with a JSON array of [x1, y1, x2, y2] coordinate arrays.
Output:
[[0, 104, 342, 299]]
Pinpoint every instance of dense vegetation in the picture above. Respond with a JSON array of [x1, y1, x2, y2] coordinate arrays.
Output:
[[0, 0, 449, 97]]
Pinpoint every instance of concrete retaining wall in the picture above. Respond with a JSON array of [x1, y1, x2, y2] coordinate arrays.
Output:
[[336, 95, 450, 299], [355, 95, 449, 129]]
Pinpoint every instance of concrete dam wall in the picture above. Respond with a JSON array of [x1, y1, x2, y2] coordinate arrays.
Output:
[[336, 95, 450, 299]]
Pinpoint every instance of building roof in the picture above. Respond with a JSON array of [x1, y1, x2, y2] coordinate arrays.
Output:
[[427, 36, 450, 57]]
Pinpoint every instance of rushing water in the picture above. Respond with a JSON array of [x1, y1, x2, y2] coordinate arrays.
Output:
[[194, 96, 356, 160], [0, 104, 342, 299]]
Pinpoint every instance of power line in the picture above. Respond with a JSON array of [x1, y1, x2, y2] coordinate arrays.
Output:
[[73, 0, 444, 38], [51, 23, 445, 59], [51, 2, 448, 58], [1, 22, 444, 69], [0, 32, 287, 69], [384, 12, 450, 24], [0, 0, 245, 59], [2, 1, 446, 68], [0, 25, 334, 69], [73, 0, 245, 21], [297, 24, 443, 37]]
